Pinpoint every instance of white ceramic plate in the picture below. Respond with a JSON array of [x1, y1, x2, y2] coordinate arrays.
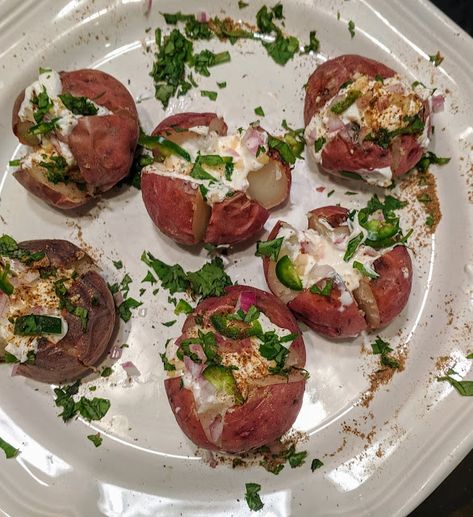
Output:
[[1, 0, 473, 515]]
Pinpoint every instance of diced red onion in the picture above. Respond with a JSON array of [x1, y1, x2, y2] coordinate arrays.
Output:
[[144, 0, 152, 16], [326, 116, 345, 133], [238, 291, 257, 312], [209, 414, 223, 443], [242, 127, 265, 155], [315, 186, 326, 193], [196, 11, 208, 22], [184, 355, 205, 378], [431, 95, 445, 113], [10, 365, 19, 377], [121, 361, 141, 377], [306, 127, 318, 143], [109, 346, 123, 360]]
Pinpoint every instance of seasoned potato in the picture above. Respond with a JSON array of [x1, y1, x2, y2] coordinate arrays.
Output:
[[163, 286, 306, 453], [141, 112, 291, 246], [0, 239, 115, 383]]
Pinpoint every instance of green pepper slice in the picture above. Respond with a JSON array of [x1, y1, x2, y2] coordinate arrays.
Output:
[[275, 255, 303, 290], [202, 364, 244, 405], [138, 133, 191, 162]]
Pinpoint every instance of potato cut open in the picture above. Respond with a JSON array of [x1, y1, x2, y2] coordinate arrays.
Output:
[[247, 159, 290, 210]]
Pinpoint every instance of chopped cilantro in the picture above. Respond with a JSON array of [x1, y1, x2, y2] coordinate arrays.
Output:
[[201, 90, 218, 101], [254, 106, 265, 116], [112, 260, 123, 270], [245, 483, 264, 512], [87, 433, 103, 447], [39, 155, 69, 184], [174, 299, 193, 315], [302, 31, 320, 54], [311, 458, 324, 471], [217, 81, 227, 88], [415, 152, 450, 173], [310, 278, 333, 297], [59, 93, 99, 116], [187, 257, 232, 298], [162, 320, 176, 327], [287, 447, 307, 468], [255, 237, 283, 262], [426, 214, 434, 227], [371, 336, 399, 369], [267, 135, 296, 165], [141, 252, 189, 294], [314, 136, 325, 153], [9, 159, 21, 167], [348, 20, 355, 38], [192, 50, 230, 76], [429, 51, 444, 67], [343, 232, 364, 262], [101, 367, 113, 378], [160, 353, 176, 371], [118, 298, 142, 322], [353, 261, 379, 279], [327, 189, 334, 198], [238, 1, 249, 8]]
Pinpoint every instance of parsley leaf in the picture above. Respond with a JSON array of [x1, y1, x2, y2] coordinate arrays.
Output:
[[87, 433, 103, 447], [141, 252, 189, 294], [187, 257, 232, 298], [118, 298, 142, 322], [437, 374, 473, 396], [201, 90, 218, 101], [245, 483, 264, 512], [174, 299, 193, 315], [310, 278, 333, 297], [160, 352, 176, 371], [348, 20, 355, 38], [311, 458, 324, 471], [255, 237, 283, 262], [59, 93, 99, 116], [254, 106, 265, 116], [371, 336, 399, 369]]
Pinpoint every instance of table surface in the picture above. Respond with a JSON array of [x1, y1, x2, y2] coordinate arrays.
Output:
[[409, 1, 473, 516]]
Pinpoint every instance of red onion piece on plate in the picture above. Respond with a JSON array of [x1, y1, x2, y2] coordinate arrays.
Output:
[[431, 94, 445, 113], [121, 361, 141, 377]]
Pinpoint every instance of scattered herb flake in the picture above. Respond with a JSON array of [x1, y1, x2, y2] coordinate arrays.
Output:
[[87, 433, 103, 447], [162, 320, 177, 327], [254, 106, 265, 116], [245, 483, 264, 512], [112, 260, 123, 270], [429, 51, 444, 67], [201, 90, 218, 101], [311, 458, 324, 471], [348, 20, 355, 38]]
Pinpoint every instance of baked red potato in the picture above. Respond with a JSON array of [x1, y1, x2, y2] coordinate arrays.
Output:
[[141, 112, 292, 246], [11, 68, 139, 209], [0, 236, 116, 383], [304, 54, 433, 186], [260, 201, 413, 338], [163, 285, 306, 453]]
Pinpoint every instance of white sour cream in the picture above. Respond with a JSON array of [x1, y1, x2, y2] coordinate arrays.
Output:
[[143, 126, 269, 206]]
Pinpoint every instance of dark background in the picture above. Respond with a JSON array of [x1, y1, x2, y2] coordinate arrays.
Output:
[[409, 1, 473, 516]]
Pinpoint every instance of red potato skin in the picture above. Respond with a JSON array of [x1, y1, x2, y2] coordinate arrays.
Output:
[[11, 69, 139, 208], [141, 113, 280, 246], [304, 54, 428, 177], [204, 192, 269, 245], [13, 168, 90, 209], [141, 173, 201, 245], [165, 286, 306, 453], [263, 206, 413, 338], [12, 240, 116, 384], [370, 245, 413, 328]]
